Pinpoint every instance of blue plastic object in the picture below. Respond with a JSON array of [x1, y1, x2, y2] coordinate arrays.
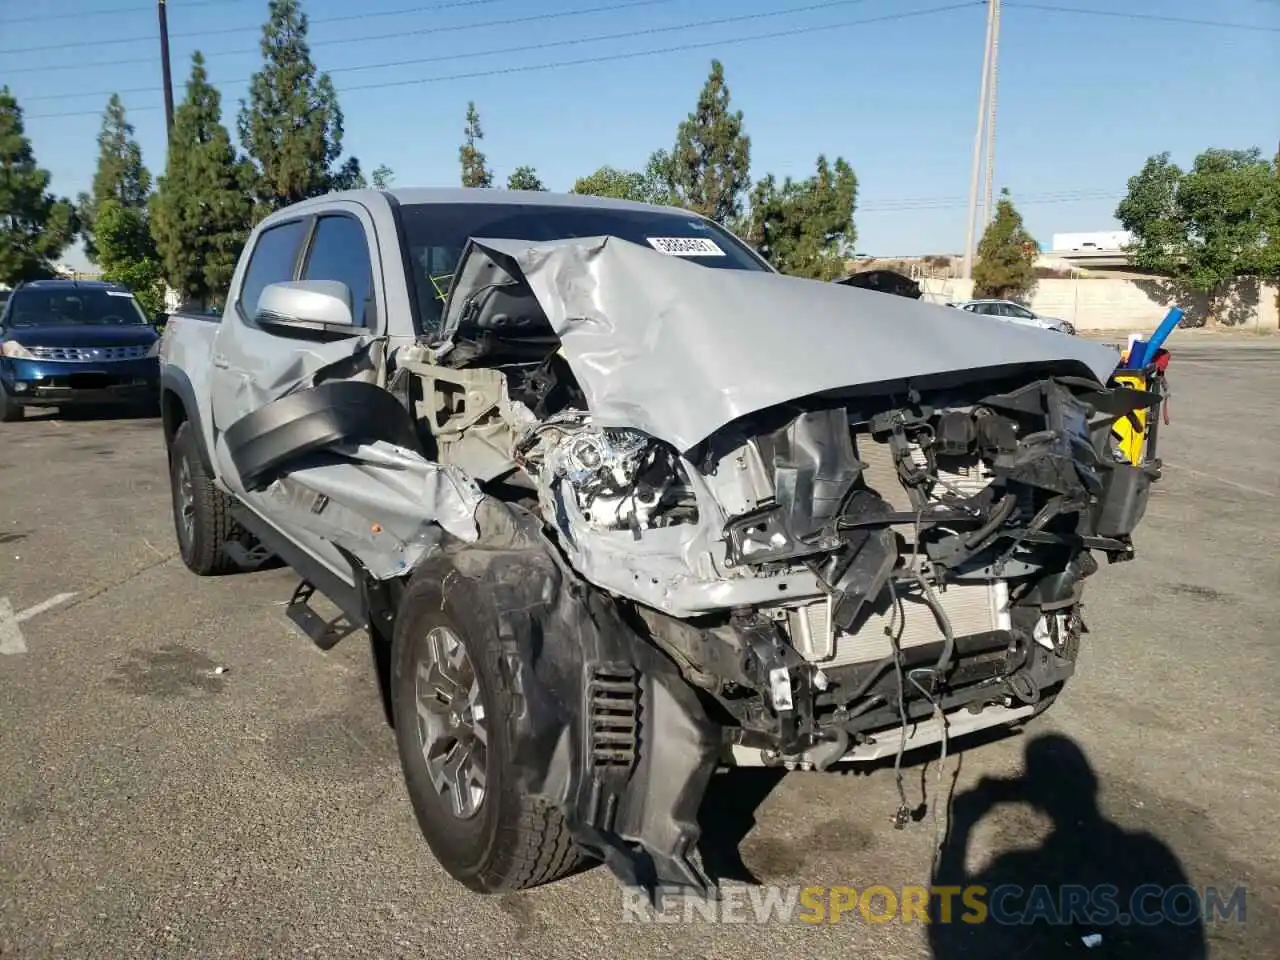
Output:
[[1138, 307, 1183, 367], [1124, 341, 1149, 370]]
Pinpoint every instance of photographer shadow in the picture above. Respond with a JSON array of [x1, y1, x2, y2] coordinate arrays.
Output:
[[929, 732, 1207, 959]]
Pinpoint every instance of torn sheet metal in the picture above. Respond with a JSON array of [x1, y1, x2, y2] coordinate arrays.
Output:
[[440, 236, 1122, 453], [220, 331, 383, 425], [218, 438, 483, 579]]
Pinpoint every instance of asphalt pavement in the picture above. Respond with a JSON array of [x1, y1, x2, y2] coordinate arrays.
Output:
[[1, 341, 1277, 958]]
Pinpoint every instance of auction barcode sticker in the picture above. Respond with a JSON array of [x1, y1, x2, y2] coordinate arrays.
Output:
[[646, 236, 726, 257]]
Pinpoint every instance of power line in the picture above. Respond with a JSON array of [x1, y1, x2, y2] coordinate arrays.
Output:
[[23, 2, 979, 120], [0, 0, 510, 55], [8, 0, 1274, 67], [0, 0, 246, 25], [862, 190, 1118, 212], [21, 0, 881, 104], [1003, 2, 1280, 34]]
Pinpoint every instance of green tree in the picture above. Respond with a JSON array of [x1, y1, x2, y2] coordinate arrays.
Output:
[[78, 93, 152, 263], [0, 87, 77, 285], [571, 155, 672, 205], [1116, 148, 1280, 299], [571, 166, 647, 202], [972, 188, 1038, 301], [152, 52, 254, 309], [459, 101, 492, 188], [95, 199, 164, 316], [640, 150, 676, 206], [77, 95, 165, 311], [506, 166, 546, 191], [237, 0, 358, 212], [743, 155, 858, 280], [345, 163, 394, 190], [666, 60, 751, 224]]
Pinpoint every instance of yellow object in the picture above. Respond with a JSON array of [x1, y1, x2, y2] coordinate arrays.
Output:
[[1111, 371, 1153, 465]]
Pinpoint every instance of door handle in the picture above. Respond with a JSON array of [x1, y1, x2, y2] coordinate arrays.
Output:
[[212, 354, 230, 369]]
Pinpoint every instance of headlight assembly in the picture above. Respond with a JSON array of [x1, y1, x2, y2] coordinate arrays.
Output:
[[1, 341, 33, 359]]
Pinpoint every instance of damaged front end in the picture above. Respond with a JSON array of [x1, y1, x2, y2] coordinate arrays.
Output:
[[371, 235, 1163, 892], [212, 231, 1162, 894]]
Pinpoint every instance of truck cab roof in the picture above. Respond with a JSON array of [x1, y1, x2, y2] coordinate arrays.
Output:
[[273, 187, 689, 218]]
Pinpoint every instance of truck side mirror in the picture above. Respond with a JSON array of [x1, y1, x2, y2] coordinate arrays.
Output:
[[255, 280, 357, 335]]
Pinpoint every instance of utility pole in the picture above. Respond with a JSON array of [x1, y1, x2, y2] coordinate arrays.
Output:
[[158, 0, 175, 143], [981, 0, 1002, 227], [961, 0, 997, 280]]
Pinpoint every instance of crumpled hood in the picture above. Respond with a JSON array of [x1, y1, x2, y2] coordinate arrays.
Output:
[[442, 235, 1122, 453]]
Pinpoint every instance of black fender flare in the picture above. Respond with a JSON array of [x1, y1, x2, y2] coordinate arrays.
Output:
[[410, 499, 723, 894], [160, 365, 215, 474], [223, 379, 423, 491]]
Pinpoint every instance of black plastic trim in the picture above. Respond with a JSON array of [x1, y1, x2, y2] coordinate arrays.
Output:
[[385, 192, 427, 338], [159, 365, 214, 473], [223, 379, 422, 490]]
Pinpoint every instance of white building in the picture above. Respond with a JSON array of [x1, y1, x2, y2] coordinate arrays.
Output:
[[1051, 231, 1133, 253]]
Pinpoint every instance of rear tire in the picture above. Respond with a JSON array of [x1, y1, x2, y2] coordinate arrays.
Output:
[[169, 420, 237, 575], [0, 384, 21, 423], [391, 567, 581, 893]]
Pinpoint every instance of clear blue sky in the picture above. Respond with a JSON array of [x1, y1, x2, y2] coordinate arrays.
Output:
[[2, 0, 1276, 270]]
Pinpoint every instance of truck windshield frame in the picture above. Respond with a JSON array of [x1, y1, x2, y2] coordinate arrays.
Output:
[[396, 201, 771, 335]]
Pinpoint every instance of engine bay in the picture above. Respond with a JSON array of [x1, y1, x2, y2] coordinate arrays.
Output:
[[399, 328, 1160, 770]]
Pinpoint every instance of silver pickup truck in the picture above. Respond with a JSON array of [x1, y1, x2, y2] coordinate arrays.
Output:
[[159, 188, 1161, 895]]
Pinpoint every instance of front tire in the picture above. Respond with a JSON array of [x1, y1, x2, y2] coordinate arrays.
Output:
[[168, 420, 236, 575], [391, 567, 580, 893]]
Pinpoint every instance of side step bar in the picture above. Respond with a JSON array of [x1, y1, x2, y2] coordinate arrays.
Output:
[[228, 504, 369, 650], [285, 580, 363, 650]]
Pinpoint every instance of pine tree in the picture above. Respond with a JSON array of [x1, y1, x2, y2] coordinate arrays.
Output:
[[73, 95, 166, 312], [973, 188, 1038, 301], [0, 87, 77, 285], [77, 93, 152, 262], [152, 52, 254, 309], [667, 60, 751, 225], [370, 164, 394, 189], [237, 0, 358, 211], [506, 166, 545, 191], [459, 102, 492, 188]]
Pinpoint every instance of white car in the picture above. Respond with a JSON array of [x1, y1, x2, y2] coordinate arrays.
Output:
[[950, 299, 1076, 335]]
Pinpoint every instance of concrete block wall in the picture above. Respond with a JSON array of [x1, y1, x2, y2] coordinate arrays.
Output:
[[915, 278, 1278, 331]]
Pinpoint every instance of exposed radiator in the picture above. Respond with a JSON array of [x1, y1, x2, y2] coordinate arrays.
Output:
[[778, 435, 1005, 667], [786, 580, 1009, 667]]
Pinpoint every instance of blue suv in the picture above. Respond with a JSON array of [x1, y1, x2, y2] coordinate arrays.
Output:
[[0, 279, 161, 422]]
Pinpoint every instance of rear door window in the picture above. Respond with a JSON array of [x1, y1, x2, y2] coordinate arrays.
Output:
[[238, 220, 308, 320], [300, 215, 376, 328]]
